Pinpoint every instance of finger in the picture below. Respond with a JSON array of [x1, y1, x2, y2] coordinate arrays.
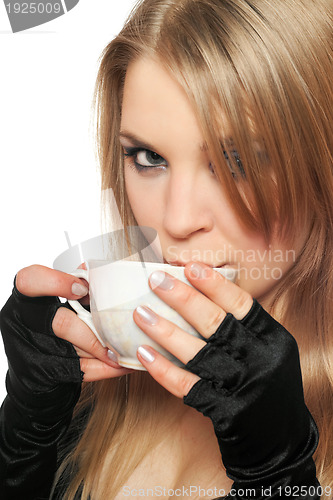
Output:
[[133, 306, 206, 364], [148, 269, 226, 338], [16, 264, 89, 300], [52, 306, 121, 368], [137, 345, 200, 398], [72, 345, 94, 359], [185, 262, 253, 320], [77, 262, 90, 305], [73, 345, 121, 368], [80, 358, 133, 382]]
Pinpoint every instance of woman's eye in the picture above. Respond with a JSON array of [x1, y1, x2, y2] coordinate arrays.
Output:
[[136, 150, 165, 167], [123, 147, 167, 172], [223, 150, 246, 179]]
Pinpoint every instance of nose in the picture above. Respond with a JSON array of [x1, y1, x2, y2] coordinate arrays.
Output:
[[162, 170, 213, 239]]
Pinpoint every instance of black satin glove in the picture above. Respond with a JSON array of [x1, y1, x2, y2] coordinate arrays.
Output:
[[183, 299, 319, 499], [0, 279, 82, 499]]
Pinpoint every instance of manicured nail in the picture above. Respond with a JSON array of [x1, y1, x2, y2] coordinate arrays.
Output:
[[72, 282, 89, 296], [138, 346, 155, 363], [149, 270, 175, 291], [107, 349, 119, 365], [189, 263, 208, 279], [136, 305, 158, 325]]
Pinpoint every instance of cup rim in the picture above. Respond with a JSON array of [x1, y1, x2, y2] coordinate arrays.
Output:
[[87, 259, 238, 280]]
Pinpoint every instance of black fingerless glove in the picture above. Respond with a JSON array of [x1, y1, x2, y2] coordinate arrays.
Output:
[[0, 279, 82, 499], [183, 299, 319, 499]]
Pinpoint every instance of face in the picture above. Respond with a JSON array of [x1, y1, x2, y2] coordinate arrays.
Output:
[[120, 57, 301, 306]]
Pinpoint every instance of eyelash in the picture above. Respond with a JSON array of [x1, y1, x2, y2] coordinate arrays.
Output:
[[123, 147, 166, 173], [222, 150, 246, 179], [123, 146, 246, 178]]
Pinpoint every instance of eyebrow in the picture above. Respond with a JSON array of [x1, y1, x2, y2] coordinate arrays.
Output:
[[119, 132, 158, 152], [119, 131, 234, 153]]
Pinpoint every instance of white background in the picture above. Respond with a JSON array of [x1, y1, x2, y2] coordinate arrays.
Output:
[[0, 0, 137, 402]]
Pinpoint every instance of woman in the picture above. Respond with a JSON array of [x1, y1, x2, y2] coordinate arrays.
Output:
[[1, 0, 332, 498]]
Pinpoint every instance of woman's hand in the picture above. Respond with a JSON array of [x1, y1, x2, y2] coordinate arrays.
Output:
[[134, 261, 319, 497], [0, 264, 132, 498], [15, 264, 131, 382], [134, 261, 253, 395]]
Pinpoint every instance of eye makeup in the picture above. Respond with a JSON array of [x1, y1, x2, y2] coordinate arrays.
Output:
[[223, 149, 246, 179], [122, 143, 246, 178], [120, 132, 266, 180], [123, 146, 167, 173]]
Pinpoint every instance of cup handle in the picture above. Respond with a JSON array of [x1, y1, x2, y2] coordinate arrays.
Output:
[[68, 269, 107, 348]]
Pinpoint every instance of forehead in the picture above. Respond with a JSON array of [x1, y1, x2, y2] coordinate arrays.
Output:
[[120, 57, 235, 156], [120, 57, 206, 154]]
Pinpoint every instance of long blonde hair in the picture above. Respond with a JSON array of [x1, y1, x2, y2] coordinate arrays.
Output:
[[55, 1, 333, 497]]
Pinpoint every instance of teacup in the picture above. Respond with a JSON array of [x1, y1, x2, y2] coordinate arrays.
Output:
[[68, 260, 237, 370]]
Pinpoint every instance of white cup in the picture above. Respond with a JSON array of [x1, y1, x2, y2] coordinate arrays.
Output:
[[68, 260, 237, 370]]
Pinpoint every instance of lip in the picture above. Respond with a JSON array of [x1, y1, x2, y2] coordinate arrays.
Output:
[[164, 259, 227, 268]]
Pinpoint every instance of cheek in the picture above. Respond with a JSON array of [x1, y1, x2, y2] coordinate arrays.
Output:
[[124, 169, 162, 227], [236, 238, 297, 299]]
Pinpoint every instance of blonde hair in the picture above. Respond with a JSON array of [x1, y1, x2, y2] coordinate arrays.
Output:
[[55, 0, 333, 497]]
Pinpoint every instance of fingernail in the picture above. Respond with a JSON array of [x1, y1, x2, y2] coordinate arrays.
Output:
[[136, 305, 158, 326], [72, 282, 89, 296], [149, 270, 175, 291], [189, 263, 208, 279], [107, 349, 119, 364], [138, 346, 155, 363]]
